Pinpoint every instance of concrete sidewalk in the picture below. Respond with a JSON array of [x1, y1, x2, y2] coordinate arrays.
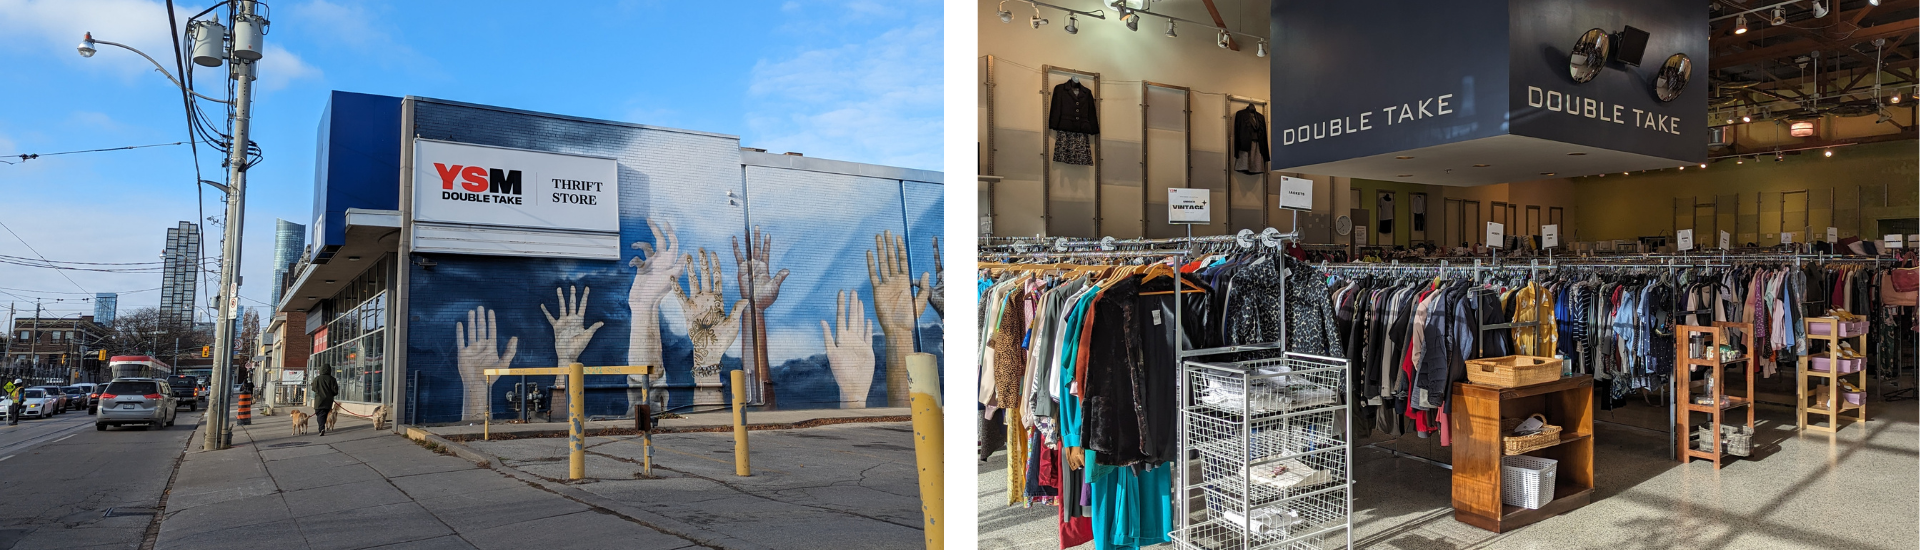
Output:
[[425, 406, 909, 439], [154, 411, 711, 550]]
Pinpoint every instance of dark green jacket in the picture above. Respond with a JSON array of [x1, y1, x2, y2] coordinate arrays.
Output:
[[309, 367, 339, 407]]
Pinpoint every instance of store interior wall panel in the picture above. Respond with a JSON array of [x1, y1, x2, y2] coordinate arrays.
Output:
[[1144, 84, 1191, 239], [1101, 139, 1145, 239], [1048, 162, 1099, 238]]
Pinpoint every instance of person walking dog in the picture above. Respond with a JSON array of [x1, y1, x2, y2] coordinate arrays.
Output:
[[309, 366, 338, 436]]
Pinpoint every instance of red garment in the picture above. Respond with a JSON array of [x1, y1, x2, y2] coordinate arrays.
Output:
[[1180, 260, 1204, 273], [1039, 445, 1060, 489], [1060, 506, 1093, 548]]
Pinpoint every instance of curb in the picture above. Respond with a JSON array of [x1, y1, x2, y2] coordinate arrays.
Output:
[[434, 414, 912, 442], [401, 426, 773, 550]]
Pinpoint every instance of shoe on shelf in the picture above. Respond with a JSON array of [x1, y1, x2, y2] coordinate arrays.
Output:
[[1837, 341, 1862, 360], [1841, 380, 1863, 393]]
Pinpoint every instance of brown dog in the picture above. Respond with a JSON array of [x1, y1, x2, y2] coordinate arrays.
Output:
[[325, 403, 340, 432], [290, 409, 311, 435]]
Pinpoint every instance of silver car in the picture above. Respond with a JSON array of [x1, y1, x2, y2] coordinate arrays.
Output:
[[95, 378, 178, 430], [2, 388, 61, 419]]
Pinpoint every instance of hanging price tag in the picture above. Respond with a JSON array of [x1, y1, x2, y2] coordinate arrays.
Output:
[[1719, 230, 1731, 249], [1541, 224, 1560, 248], [1486, 222, 1505, 248], [1167, 188, 1211, 224], [1676, 229, 1694, 251]]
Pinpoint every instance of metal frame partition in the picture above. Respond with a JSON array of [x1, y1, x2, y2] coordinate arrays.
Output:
[[1223, 95, 1270, 231], [1042, 65, 1103, 237]]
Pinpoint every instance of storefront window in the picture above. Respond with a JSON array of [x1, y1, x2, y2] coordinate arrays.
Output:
[[308, 256, 391, 404]]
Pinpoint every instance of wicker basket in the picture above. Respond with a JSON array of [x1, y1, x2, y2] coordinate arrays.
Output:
[[1720, 425, 1753, 457], [1467, 355, 1564, 388], [1500, 414, 1564, 455]]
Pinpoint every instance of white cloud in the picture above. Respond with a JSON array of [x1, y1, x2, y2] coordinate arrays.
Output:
[[256, 44, 320, 91], [743, 18, 942, 171], [287, 0, 434, 73], [0, 0, 188, 76]]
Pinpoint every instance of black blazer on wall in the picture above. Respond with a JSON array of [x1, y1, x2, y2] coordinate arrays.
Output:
[[1048, 80, 1100, 135]]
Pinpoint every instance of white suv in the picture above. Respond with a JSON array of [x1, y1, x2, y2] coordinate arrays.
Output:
[[95, 378, 178, 431]]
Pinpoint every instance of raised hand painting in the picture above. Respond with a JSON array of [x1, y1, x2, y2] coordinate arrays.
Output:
[[542, 285, 606, 389], [732, 227, 789, 406], [627, 219, 687, 403], [455, 306, 518, 422], [821, 290, 875, 407], [676, 248, 747, 404], [866, 230, 932, 407]]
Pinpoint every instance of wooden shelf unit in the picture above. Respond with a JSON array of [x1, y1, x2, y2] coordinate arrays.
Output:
[[1799, 317, 1869, 433], [1675, 322, 1755, 469], [1450, 375, 1594, 534]]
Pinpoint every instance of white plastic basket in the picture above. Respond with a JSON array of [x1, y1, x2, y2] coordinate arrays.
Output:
[[1500, 455, 1558, 510]]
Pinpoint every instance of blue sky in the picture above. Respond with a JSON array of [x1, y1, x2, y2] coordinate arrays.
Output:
[[0, 0, 941, 320]]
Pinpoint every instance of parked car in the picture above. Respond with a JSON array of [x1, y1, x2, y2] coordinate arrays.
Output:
[[28, 386, 70, 414], [165, 375, 202, 412], [61, 387, 87, 412], [74, 383, 101, 413], [95, 378, 178, 430], [3, 388, 62, 419]]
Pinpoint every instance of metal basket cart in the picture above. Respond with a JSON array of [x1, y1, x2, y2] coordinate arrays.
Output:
[[1172, 353, 1353, 550]]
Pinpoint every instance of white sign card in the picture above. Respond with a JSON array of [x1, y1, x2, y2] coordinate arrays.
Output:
[[1541, 224, 1560, 248], [1167, 188, 1211, 224], [1277, 176, 1314, 211], [1356, 228, 1369, 246], [1719, 230, 1731, 249], [1486, 222, 1505, 248], [1889, 234, 1906, 249], [1826, 227, 1838, 243], [1676, 229, 1694, 251], [1780, 232, 1793, 244]]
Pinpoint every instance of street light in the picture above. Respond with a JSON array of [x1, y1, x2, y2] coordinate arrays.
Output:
[[75, 32, 232, 104]]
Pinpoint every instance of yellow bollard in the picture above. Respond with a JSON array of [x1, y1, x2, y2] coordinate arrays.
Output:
[[731, 369, 750, 476], [569, 361, 585, 481], [906, 352, 943, 550]]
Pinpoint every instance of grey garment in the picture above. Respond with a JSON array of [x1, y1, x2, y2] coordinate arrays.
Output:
[[1232, 150, 1268, 174], [1053, 130, 1093, 165], [1282, 257, 1344, 357], [1224, 255, 1286, 360]]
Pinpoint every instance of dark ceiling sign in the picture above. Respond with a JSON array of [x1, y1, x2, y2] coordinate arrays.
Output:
[[1271, 0, 1707, 186]]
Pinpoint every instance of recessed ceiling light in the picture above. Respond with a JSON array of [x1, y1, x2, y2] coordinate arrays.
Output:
[[1567, 152, 1587, 156], [306, 296, 317, 300], [1395, 156, 1415, 160], [324, 280, 337, 284], [347, 256, 361, 261], [1397, 174, 1413, 177], [1700, 163, 1707, 168], [1472, 164, 1491, 167], [1539, 172, 1556, 176]]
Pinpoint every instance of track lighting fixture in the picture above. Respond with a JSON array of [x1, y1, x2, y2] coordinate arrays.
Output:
[[1064, 15, 1078, 34], [1824, 149, 1833, 157], [1890, 93, 1901, 104], [998, 1, 1012, 23], [1774, 151, 1785, 162], [1734, 14, 1748, 35], [1770, 7, 1786, 26], [1700, 163, 1708, 169], [1737, 157, 1744, 164], [1256, 40, 1267, 58], [1165, 19, 1176, 38], [1741, 114, 1752, 123], [1811, 1, 1828, 18], [1031, 14, 1048, 28], [1869, 0, 1880, 6], [1217, 29, 1230, 49]]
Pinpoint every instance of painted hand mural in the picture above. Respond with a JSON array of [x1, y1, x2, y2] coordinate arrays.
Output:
[[543, 285, 606, 388], [866, 230, 931, 406], [627, 219, 687, 401], [456, 306, 518, 421], [676, 249, 748, 395], [928, 235, 944, 317], [732, 227, 790, 406], [821, 290, 875, 407]]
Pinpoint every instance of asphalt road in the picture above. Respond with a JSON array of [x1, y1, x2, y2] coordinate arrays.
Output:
[[0, 407, 201, 550]]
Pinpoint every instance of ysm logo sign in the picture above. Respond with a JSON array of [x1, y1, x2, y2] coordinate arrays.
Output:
[[413, 139, 619, 233]]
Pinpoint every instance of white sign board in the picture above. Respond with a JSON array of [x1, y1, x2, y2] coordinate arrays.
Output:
[[1167, 188, 1211, 224], [281, 370, 305, 384], [1826, 227, 1838, 243], [1541, 224, 1560, 248], [1780, 232, 1793, 244], [1719, 230, 1731, 250], [1676, 229, 1694, 251], [1486, 222, 1505, 248], [1889, 234, 1905, 249], [412, 139, 621, 259], [1277, 176, 1314, 211]]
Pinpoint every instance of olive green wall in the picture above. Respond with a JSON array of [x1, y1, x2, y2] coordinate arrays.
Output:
[[1571, 140, 1919, 246]]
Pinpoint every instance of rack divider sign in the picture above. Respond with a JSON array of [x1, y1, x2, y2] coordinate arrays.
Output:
[[1781, 232, 1793, 245], [1888, 234, 1905, 249], [1719, 230, 1731, 249], [1826, 227, 1839, 243], [1486, 222, 1504, 248], [1278, 176, 1314, 211], [1168, 188, 1211, 224], [1541, 224, 1559, 248], [1676, 229, 1694, 251]]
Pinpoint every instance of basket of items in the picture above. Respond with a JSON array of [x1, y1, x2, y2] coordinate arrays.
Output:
[[1466, 355, 1563, 388], [1693, 425, 1754, 457], [1500, 413, 1564, 455], [1500, 454, 1559, 510]]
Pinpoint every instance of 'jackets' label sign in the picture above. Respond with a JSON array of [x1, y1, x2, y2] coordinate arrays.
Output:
[[412, 139, 619, 233]]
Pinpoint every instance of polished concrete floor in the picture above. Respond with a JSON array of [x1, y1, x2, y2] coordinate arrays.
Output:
[[977, 373, 1919, 549]]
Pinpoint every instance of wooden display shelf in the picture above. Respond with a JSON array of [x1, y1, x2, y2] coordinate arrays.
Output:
[[1451, 375, 1594, 533], [1675, 323, 1755, 469], [1799, 317, 1869, 433], [1683, 396, 1750, 413]]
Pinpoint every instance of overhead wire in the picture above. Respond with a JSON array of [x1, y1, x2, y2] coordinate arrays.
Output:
[[0, 142, 187, 165]]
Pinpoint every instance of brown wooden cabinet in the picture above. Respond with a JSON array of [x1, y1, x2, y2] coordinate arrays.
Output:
[[1449, 375, 1595, 533], [1676, 322, 1755, 468]]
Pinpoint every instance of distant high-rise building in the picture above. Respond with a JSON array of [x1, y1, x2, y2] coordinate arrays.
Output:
[[94, 293, 118, 325], [272, 219, 306, 307], [159, 221, 201, 324]]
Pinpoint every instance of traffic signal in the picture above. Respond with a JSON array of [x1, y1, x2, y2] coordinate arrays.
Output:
[[201, 346, 211, 358], [98, 350, 108, 361]]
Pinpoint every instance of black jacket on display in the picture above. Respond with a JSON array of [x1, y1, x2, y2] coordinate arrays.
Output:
[[1232, 106, 1271, 173], [1048, 80, 1100, 135]]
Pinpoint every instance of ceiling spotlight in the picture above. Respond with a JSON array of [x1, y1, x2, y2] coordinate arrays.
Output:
[[1122, 11, 1139, 31], [1256, 40, 1268, 58], [1217, 29, 1230, 49], [1741, 115, 1752, 123], [1869, 0, 1879, 6], [998, 2, 1012, 23], [1734, 14, 1749, 35], [1064, 15, 1078, 34], [1737, 157, 1745, 164], [1679, 166, 1685, 170], [77, 32, 96, 57], [1165, 19, 1177, 38], [1031, 14, 1049, 28], [1774, 151, 1785, 162], [1889, 93, 1901, 104], [1540, 172, 1556, 176], [1770, 7, 1786, 26], [1824, 149, 1833, 157], [1811, 1, 1828, 18], [1700, 163, 1708, 169]]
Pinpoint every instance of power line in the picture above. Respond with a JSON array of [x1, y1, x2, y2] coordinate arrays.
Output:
[[0, 219, 89, 295], [0, 142, 185, 165]]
